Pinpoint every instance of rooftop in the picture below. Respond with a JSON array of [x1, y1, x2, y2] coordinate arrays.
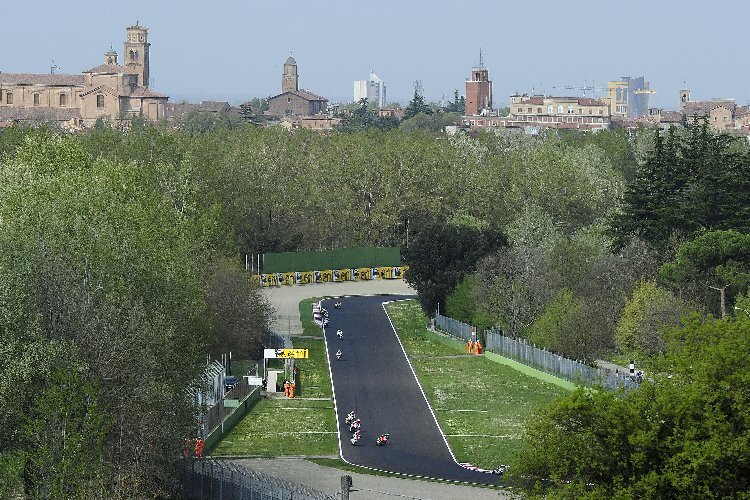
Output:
[[0, 72, 85, 87]]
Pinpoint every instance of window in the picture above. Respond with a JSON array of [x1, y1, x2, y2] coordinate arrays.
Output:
[[537, 107, 542, 113], [97, 94, 105, 109], [6, 92, 13, 105], [59, 94, 67, 107], [527, 107, 532, 113], [517, 107, 522, 112], [547, 105, 553, 114], [287, 96, 292, 103], [33, 93, 40, 106], [557, 105, 563, 114], [567, 105, 574, 114], [130, 50, 138, 60]]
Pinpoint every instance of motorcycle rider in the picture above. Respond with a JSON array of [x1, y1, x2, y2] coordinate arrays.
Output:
[[336, 349, 342, 360], [350, 429, 361, 445], [376, 433, 390, 446], [345, 411, 356, 425], [336, 329, 343, 338], [349, 418, 361, 432]]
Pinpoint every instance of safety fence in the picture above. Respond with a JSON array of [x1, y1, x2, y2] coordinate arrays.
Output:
[[179, 459, 337, 500], [435, 314, 638, 391], [251, 266, 409, 287], [202, 380, 262, 451]]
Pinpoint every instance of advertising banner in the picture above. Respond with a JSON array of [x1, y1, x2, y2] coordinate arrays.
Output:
[[263, 348, 309, 359]]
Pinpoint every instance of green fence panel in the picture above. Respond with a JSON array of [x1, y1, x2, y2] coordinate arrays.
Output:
[[263, 246, 401, 273]]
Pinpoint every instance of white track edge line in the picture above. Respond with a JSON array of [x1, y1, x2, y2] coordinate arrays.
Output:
[[320, 296, 493, 487], [381, 299, 461, 465]]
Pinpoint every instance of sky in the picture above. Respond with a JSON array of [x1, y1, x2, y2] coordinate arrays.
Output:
[[1, 0, 748, 109]]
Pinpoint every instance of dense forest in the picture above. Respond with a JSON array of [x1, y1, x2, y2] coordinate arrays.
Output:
[[1, 115, 749, 497]]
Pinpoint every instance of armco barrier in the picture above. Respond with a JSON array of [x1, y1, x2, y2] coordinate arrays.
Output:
[[435, 313, 638, 391]]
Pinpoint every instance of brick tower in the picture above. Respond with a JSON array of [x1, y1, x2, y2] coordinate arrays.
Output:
[[124, 23, 150, 87], [465, 50, 492, 116]]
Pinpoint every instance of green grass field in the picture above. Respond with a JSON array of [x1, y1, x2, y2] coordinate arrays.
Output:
[[212, 319, 337, 457], [211, 398, 337, 456], [386, 300, 570, 469]]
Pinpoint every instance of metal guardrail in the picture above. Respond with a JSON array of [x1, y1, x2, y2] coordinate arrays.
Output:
[[179, 459, 337, 500], [435, 313, 639, 390]]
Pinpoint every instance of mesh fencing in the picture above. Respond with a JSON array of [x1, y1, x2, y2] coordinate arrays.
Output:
[[435, 313, 638, 391], [180, 459, 337, 500]]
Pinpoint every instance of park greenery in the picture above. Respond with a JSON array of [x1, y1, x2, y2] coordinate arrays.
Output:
[[2, 112, 750, 496]]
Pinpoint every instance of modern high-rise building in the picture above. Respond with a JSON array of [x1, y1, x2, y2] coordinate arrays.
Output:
[[607, 76, 653, 118], [353, 72, 386, 107], [465, 52, 492, 116]]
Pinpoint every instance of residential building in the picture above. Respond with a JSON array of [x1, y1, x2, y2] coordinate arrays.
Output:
[[353, 72, 386, 107], [648, 89, 739, 132], [267, 56, 328, 117], [462, 94, 610, 132], [507, 94, 610, 129], [0, 23, 167, 128]]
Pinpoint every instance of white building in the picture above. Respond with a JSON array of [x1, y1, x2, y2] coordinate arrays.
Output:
[[353, 72, 386, 108]]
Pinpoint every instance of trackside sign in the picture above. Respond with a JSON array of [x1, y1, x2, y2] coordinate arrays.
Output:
[[264, 348, 309, 359]]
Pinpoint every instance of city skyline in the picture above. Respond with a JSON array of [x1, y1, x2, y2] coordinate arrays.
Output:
[[1, 0, 748, 109]]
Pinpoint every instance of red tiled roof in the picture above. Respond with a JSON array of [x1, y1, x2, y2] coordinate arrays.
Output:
[[578, 97, 607, 106], [83, 63, 134, 75], [683, 100, 735, 117], [518, 96, 545, 105], [0, 72, 84, 87], [268, 90, 328, 102]]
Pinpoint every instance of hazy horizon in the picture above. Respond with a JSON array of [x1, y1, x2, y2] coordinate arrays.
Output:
[[2, 1, 748, 109]]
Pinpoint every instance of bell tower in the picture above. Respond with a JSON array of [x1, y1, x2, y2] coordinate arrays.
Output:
[[679, 89, 690, 112], [124, 23, 150, 87], [104, 45, 118, 65], [282, 55, 298, 93]]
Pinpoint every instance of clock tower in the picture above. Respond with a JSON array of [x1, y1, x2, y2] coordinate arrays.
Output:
[[124, 23, 150, 87]]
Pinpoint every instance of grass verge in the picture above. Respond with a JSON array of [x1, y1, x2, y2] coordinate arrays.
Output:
[[385, 300, 570, 469]]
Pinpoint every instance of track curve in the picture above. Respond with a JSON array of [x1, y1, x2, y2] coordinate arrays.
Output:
[[322, 295, 498, 485]]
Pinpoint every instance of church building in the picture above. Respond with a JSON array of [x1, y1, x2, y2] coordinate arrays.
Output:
[[0, 24, 168, 128], [267, 56, 327, 118]]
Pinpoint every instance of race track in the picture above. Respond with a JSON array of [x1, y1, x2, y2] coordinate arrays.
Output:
[[322, 295, 498, 485]]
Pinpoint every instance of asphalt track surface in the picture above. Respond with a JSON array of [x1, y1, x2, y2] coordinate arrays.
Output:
[[322, 295, 499, 486]]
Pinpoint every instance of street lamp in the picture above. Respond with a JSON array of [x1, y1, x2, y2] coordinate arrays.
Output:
[[734, 306, 750, 317]]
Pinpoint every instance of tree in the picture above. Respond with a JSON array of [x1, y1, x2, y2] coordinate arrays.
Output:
[[404, 217, 506, 316], [526, 289, 587, 358], [445, 90, 465, 114], [22, 368, 107, 498], [611, 123, 750, 251], [660, 230, 750, 318], [514, 315, 750, 498], [616, 280, 687, 356], [204, 260, 273, 360], [337, 98, 399, 132], [0, 134, 247, 497], [403, 81, 432, 119]]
